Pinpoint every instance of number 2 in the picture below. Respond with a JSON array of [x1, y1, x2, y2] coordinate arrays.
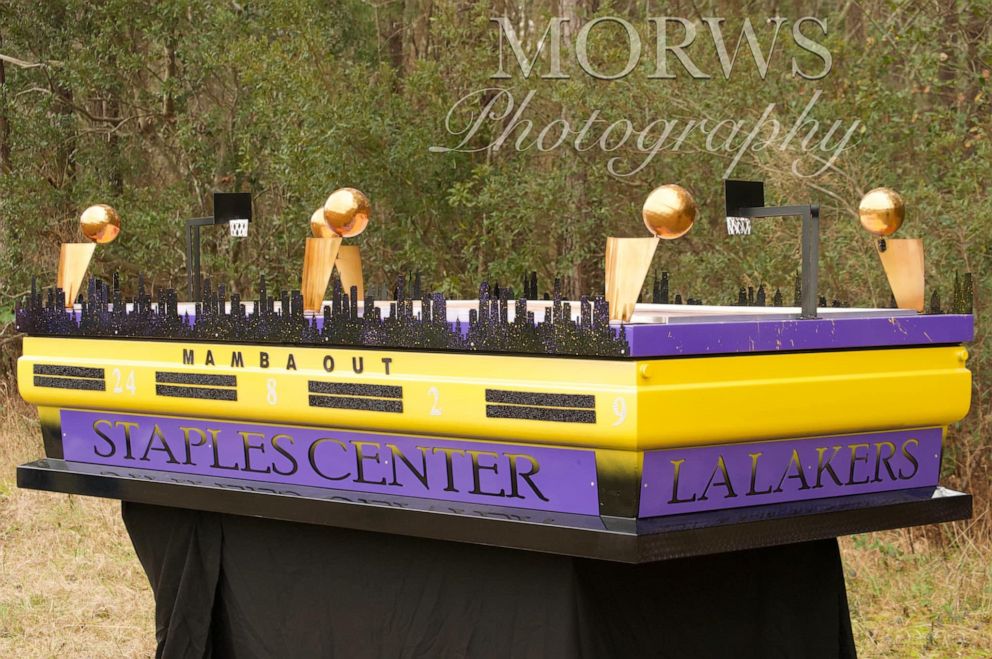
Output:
[[428, 386, 442, 416]]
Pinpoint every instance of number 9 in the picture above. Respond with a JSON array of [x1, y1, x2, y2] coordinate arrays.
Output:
[[611, 397, 627, 427]]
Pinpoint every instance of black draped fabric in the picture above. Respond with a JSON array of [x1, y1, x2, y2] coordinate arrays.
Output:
[[123, 502, 856, 659]]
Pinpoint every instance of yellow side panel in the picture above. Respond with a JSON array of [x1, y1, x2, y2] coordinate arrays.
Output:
[[18, 338, 635, 447], [636, 346, 971, 448], [18, 338, 971, 451]]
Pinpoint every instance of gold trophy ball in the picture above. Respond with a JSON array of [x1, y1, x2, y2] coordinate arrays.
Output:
[[80, 204, 121, 244], [323, 188, 370, 238], [858, 187, 905, 237], [310, 207, 337, 238], [642, 184, 696, 239]]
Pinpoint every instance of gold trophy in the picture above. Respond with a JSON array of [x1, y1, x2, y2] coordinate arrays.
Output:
[[335, 245, 365, 300], [57, 204, 120, 309], [302, 188, 370, 312], [605, 184, 695, 322], [859, 188, 923, 312]]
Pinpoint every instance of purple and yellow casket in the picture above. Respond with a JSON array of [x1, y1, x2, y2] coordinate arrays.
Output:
[[15, 278, 974, 562]]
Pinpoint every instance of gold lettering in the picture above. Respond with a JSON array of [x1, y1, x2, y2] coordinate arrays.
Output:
[[668, 458, 696, 504], [140, 424, 180, 464], [209, 428, 239, 470], [240, 431, 271, 474], [898, 438, 920, 479], [872, 441, 898, 482], [746, 452, 772, 495], [180, 426, 208, 465], [814, 445, 844, 488], [507, 453, 549, 502], [308, 437, 350, 480], [847, 443, 871, 485], [92, 419, 116, 458], [467, 450, 506, 497], [271, 434, 298, 476], [388, 444, 429, 489], [432, 447, 467, 492], [699, 455, 737, 501], [352, 440, 387, 485], [114, 421, 140, 460], [774, 449, 810, 492]]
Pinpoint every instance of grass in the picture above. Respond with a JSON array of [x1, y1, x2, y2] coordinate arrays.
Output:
[[842, 532, 992, 657], [0, 390, 989, 657], [0, 388, 154, 657]]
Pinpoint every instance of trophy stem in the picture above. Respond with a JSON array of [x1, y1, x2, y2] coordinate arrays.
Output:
[[57, 243, 97, 309], [302, 236, 342, 313], [877, 238, 925, 312], [335, 245, 364, 300], [605, 237, 659, 322]]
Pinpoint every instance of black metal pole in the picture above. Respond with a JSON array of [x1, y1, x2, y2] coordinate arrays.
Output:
[[736, 205, 820, 319], [185, 217, 213, 302], [800, 205, 820, 320]]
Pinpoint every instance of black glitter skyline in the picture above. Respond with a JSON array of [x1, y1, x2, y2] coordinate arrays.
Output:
[[16, 273, 629, 358], [16, 269, 969, 358]]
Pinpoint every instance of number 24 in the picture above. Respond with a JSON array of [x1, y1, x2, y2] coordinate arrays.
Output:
[[111, 368, 136, 395]]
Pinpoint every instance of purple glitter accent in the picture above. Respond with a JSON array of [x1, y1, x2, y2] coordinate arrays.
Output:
[[625, 315, 973, 358]]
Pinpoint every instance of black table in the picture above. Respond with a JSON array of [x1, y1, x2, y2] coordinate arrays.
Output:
[[19, 458, 971, 563], [123, 502, 857, 659], [21, 459, 970, 657]]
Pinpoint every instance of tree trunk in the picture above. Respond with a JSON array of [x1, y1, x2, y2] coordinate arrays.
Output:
[[53, 79, 76, 203], [962, 7, 985, 141], [105, 94, 123, 196], [845, 1, 864, 43], [0, 32, 11, 175], [402, 0, 432, 74], [937, 3, 959, 108], [164, 34, 177, 122], [45, 1, 76, 217], [560, 0, 586, 298]]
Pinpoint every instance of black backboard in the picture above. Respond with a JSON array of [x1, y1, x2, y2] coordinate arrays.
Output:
[[725, 180, 765, 216], [213, 192, 252, 224]]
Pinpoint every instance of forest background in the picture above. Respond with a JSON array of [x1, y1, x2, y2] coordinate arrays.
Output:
[[0, 1, 989, 655]]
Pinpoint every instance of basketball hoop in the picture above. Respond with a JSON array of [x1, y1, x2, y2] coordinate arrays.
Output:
[[185, 192, 253, 300], [725, 216, 752, 236]]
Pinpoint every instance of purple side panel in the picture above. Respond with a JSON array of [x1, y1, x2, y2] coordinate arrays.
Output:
[[61, 410, 600, 515], [639, 429, 943, 517], [626, 315, 973, 358]]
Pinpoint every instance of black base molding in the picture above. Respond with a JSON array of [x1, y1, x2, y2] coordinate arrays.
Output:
[[18, 458, 971, 563]]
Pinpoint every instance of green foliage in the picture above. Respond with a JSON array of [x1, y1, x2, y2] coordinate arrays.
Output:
[[0, 2, 989, 529]]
